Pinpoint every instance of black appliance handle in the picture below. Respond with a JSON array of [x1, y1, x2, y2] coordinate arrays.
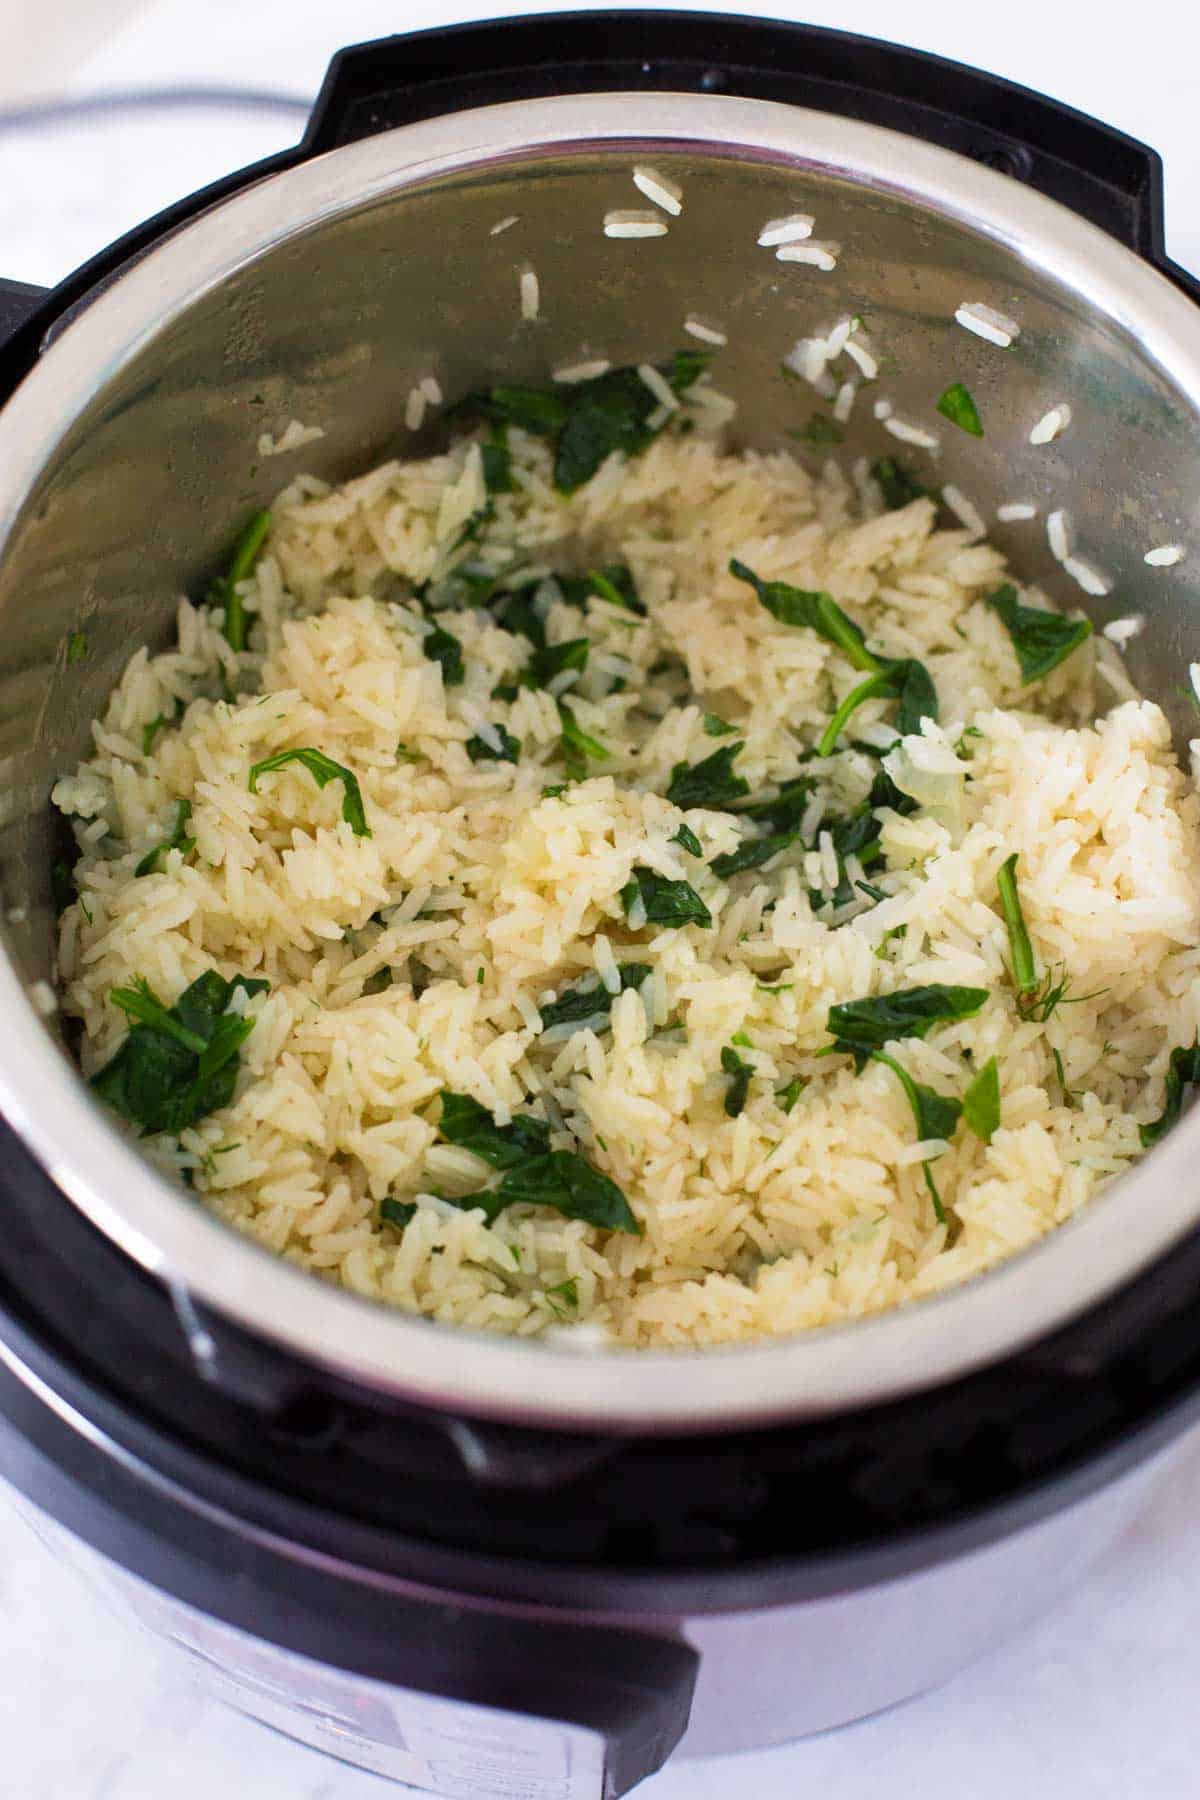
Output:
[[0, 1339, 698, 1798], [0, 277, 49, 348]]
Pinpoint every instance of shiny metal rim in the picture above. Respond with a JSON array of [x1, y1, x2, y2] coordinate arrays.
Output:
[[2, 91, 1199, 1431]]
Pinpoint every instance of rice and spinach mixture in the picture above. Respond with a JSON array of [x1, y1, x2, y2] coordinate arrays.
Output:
[[51, 357, 1200, 1346]]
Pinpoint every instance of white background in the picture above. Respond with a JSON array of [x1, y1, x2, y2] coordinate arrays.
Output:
[[2, 2, 1200, 1796]]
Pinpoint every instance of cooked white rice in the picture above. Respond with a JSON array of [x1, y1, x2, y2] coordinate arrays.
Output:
[[50, 412, 1200, 1348]]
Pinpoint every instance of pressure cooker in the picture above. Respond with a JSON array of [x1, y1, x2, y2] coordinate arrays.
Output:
[[2, 13, 1200, 1795]]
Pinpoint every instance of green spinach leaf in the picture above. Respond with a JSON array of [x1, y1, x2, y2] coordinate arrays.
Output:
[[936, 382, 984, 437], [461, 1149, 640, 1233], [871, 457, 934, 510], [987, 583, 1092, 685], [666, 742, 749, 810], [466, 726, 520, 764], [437, 1091, 552, 1169], [721, 1043, 754, 1117], [584, 563, 646, 617], [1140, 1042, 1200, 1148], [826, 984, 988, 1068], [380, 1198, 418, 1230], [539, 963, 651, 1032], [424, 622, 466, 687], [530, 637, 589, 688], [92, 970, 262, 1136], [621, 866, 712, 929]]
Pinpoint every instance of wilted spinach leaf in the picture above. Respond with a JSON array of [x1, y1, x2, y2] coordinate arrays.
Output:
[[987, 583, 1092, 685]]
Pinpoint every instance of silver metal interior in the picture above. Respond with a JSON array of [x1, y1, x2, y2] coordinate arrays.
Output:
[[1, 93, 1199, 1432]]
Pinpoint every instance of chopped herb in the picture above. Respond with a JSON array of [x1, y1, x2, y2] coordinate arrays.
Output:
[[1051, 1046, 1074, 1105], [558, 699, 610, 779], [621, 866, 712, 929], [481, 436, 514, 493], [776, 1076, 808, 1114], [703, 713, 737, 738], [996, 853, 1038, 1000], [987, 583, 1092, 685], [92, 969, 262, 1136], [672, 823, 703, 857], [1020, 965, 1092, 1024], [585, 563, 646, 617], [539, 963, 651, 1032], [544, 1277, 579, 1315], [1140, 1041, 1200, 1148], [756, 980, 793, 994], [79, 896, 93, 925], [721, 1043, 754, 1117], [395, 742, 425, 763], [955, 725, 983, 755], [212, 510, 271, 653], [666, 742, 749, 810], [530, 636, 589, 688], [142, 707, 178, 755], [871, 457, 933, 511], [963, 1055, 1000, 1142], [466, 725, 520, 764], [542, 784, 567, 798], [135, 799, 194, 876], [826, 984, 988, 1069], [476, 966, 486, 985], [936, 382, 984, 438], [380, 1198, 417, 1230], [856, 880, 888, 904], [50, 859, 75, 914], [66, 631, 88, 664], [789, 413, 844, 449], [248, 748, 371, 837]]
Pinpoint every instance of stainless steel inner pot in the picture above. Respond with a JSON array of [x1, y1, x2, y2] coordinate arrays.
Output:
[[1, 92, 1198, 1432]]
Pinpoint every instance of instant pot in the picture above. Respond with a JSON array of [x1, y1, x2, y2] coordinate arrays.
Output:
[[3, 13, 1200, 1794]]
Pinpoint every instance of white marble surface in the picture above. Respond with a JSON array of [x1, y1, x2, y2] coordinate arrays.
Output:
[[3, 1, 1200, 1794]]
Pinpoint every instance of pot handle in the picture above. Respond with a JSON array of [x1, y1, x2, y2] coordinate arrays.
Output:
[[0, 278, 48, 356]]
